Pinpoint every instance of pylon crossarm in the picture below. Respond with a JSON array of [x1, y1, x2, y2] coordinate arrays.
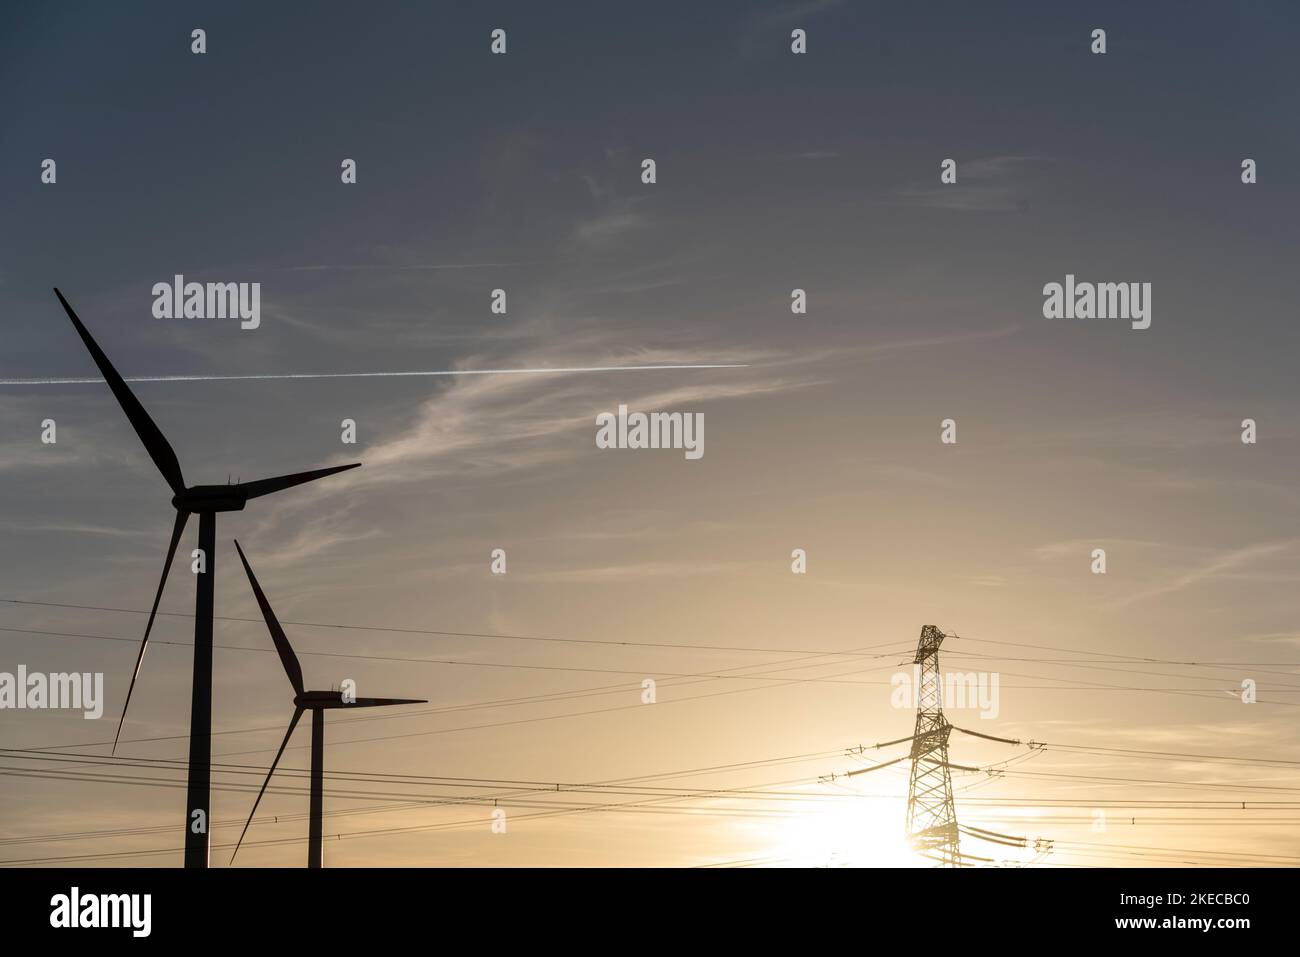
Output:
[[844, 754, 910, 777], [960, 826, 1026, 848], [964, 823, 1027, 842], [949, 724, 1022, 746]]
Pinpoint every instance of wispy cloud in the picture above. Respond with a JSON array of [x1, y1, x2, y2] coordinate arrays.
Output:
[[1033, 538, 1168, 562], [573, 167, 652, 246], [229, 322, 821, 567], [523, 559, 761, 584], [1245, 632, 1300, 649], [864, 464, 956, 489], [1109, 540, 1300, 609], [891, 155, 1052, 212], [856, 324, 1020, 357], [574, 207, 650, 245], [281, 263, 511, 272], [0, 520, 147, 538], [242, 507, 382, 571], [762, 150, 843, 161], [354, 347, 795, 488]]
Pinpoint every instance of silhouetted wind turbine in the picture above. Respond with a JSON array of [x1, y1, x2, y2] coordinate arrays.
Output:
[[52, 288, 360, 868], [231, 540, 424, 867]]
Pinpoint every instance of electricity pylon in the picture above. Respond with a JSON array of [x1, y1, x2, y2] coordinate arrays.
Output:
[[905, 624, 961, 866], [828, 625, 1029, 866]]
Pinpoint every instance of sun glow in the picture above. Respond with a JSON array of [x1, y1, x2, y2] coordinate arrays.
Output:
[[761, 800, 925, 868]]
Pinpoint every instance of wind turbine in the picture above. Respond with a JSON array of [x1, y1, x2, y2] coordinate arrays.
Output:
[[52, 288, 360, 867], [231, 540, 425, 867]]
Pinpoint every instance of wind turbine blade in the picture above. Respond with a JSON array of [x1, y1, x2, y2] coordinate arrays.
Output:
[[112, 507, 189, 754], [236, 463, 360, 501], [348, 697, 428, 708], [233, 539, 304, 695], [230, 707, 303, 866], [52, 289, 186, 495]]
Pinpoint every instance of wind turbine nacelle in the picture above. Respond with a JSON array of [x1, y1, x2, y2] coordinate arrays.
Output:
[[173, 485, 250, 513]]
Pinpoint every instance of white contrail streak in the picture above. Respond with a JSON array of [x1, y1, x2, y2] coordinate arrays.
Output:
[[0, 363, 749, 386]]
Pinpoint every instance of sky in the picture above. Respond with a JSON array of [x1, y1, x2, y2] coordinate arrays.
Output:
[[1, 1, 1300, 868]]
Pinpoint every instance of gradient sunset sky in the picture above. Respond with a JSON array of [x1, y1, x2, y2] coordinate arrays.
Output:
[[2, 1, 1299, 867]]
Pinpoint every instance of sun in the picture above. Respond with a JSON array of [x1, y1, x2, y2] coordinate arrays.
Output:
[[761, 801, 926, 868]]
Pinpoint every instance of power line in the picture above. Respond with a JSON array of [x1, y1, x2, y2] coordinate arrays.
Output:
[[14, 649, 912, 756], [0, 624, 910, 685], [942, 649, 1300, 688], [0, 743, 866, 847], [0, 762, 874, 866], [961, 766, 1300, 796], [0, 597, 887, 658], [0, 749, 861, 801]]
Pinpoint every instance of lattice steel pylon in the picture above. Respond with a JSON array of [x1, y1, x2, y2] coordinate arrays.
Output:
[[906, 624, 962, 866]]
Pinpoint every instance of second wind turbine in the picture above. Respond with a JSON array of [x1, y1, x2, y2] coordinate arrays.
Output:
[[231, 540, 425, 867]]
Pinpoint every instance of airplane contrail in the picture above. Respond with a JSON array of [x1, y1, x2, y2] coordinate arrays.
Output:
[[0, 363, 749, 386]]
